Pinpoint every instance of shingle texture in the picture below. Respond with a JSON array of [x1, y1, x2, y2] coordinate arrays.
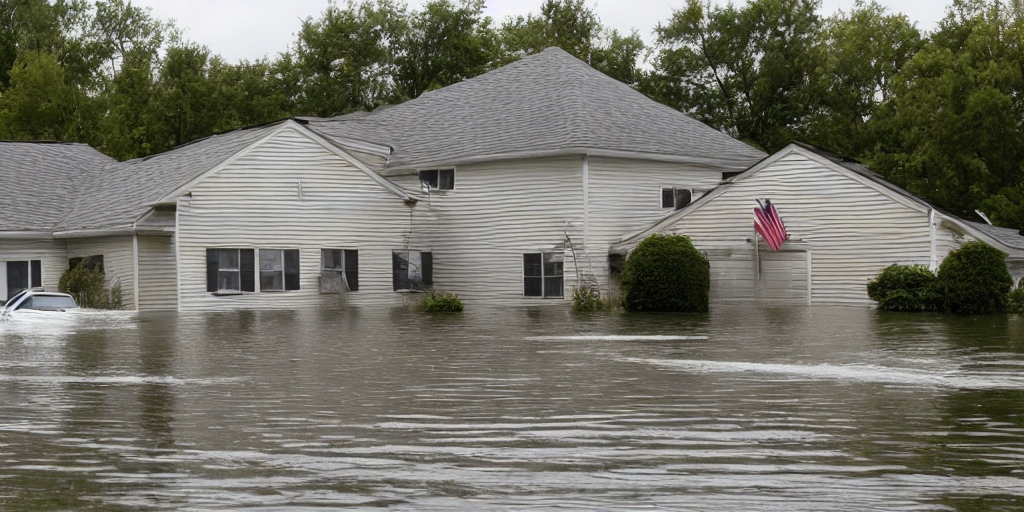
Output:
[[305, 47, 765, 170], [0, 142, 115, 231]]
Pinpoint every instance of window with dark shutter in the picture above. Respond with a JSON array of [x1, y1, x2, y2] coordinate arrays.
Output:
[[393, 250, 432, 290], [662, 187, 692, 209], [207, 249, 255, 293], [343, 249, 358, 291]]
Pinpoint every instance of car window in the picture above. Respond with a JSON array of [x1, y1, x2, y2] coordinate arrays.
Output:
[[24, 296, 78, 310]]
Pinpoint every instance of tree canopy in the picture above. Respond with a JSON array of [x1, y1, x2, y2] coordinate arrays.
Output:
[[0, 0, 1022, 232]]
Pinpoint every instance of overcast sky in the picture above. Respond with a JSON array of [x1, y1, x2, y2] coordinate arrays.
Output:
[[130, 0, 945, 64]]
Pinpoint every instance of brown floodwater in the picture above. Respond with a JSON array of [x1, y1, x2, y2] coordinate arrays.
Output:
[[1, 304, 1023, 510]]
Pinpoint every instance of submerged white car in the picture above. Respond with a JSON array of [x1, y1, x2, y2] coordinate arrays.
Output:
[[1, 290, 79, 314]]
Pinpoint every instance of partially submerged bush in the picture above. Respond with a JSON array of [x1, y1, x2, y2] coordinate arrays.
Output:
[[1007, 280, 1024, 314], [571, 286, 602, 313], [866, 264, 937, 312], [932, 241, 1013, 314], [59, 264, 123, 309], [621, 234, 709, 312], [419, 291, 464, 312]]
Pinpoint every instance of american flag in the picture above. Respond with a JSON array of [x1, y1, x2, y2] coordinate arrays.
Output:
[[754, 199, 789, 250]]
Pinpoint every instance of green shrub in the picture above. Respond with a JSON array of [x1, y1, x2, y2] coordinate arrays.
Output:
[[866, 264, 937, 312], [933, 241, 1013, 314], [58, 264, 122, 309], [419, 291, 464, 312], [620, 234, 709, 312], [1008, 280, 1024, 314], [571, 286, 603, 312]]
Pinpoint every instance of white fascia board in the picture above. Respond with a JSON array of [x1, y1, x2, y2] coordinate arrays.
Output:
[[52, 225, 135, 238], [380, 148, 764, 176], [0, 231, 53, 240], [293, 122, 415, 203]]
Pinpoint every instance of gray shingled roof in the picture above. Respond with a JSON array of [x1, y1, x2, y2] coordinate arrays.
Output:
[[0, 142, 115, 232], [304, 47, 765, 171]]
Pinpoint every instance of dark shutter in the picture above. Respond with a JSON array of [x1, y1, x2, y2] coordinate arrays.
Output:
[[206, 249, 219, 292], [240, 249, 256, 292], [344, 249, 358, 291], [392, 251, 408, 291], [284, 250, 300, 290], [30, 260, 41, 288], [421, 252, 433, 286], [662, 188, 674, 208], [523, 253, 542, 296], [674, 188, 692, 210]]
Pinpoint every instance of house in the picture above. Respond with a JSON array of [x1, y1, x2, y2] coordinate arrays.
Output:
[[612, 143, 1024, 305], [0, 48, 765, 310]]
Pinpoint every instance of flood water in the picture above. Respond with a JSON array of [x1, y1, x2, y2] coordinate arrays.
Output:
[[1, 305, 1023, 511]]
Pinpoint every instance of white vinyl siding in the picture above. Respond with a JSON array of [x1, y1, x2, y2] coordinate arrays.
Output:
[[137, 235, 178, 310], [631, 150, 938, 305], [175, 125, 414, 310], [586, 157, 724, 296], [67, 236, 135, 310], [399, 157, 583, 302]]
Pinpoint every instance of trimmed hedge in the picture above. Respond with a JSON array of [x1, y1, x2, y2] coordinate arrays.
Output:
[[866, 264, 937, 312], [1008, 281, 1024, 314], [621, 234, 709, 312], [932, 241, 1013, 314]]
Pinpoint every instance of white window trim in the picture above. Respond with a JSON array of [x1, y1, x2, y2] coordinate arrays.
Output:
[[523, 251, 564, 298], [419, 168, 456, 191], [216, 249, 242, 293], [259, 249, 286, 292]]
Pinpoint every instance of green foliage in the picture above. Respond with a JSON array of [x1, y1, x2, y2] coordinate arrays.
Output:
[[58, 264, 123, 309], [1007, 280, 1024, 314], [866, 264, 937, 312], [932, 241, 1014, 314], [419, 291, 464, 312], [620, 234, 709, 312], [571, 286, 602, 312]]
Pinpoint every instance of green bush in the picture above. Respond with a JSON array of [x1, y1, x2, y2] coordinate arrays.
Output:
[[419, 291, 464, 312], [620, 234, 709, 312], [932, 241, 1013, 314], [58, 264, 123, 309], [1008, 280, 1024, 314], [866, 264, 937, 312], [571, 286, 603, 312]]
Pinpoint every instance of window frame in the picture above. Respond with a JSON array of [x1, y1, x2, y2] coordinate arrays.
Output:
[[661, 187, 693, 210], [321, 249, 359, 292], [418, 168, 455, 191], [259, 249, 286, 292], [392, 249, 433, 291], [523, 252, 564, 298]]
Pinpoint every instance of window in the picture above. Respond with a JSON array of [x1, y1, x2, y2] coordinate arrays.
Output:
[[206, 249, 255, 293], [419, 169, 455, 190], [662, 188, 692, 210], [321, 249, 358, 292], [259, 249, 300, 291], [523, 252, 563, 297], [69, 255, 104, 273], [5, 260, 41, 301], [393, 250, 433, 291]]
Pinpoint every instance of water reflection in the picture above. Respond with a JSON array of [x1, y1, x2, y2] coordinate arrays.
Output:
[[1, 305, 1023, 510]]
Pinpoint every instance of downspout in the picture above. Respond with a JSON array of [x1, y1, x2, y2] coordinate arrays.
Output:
[[175, 199, 182, 312], [582, 155, 589, 244], [132, 221, 140, 311], [929, 208, 937, 272]]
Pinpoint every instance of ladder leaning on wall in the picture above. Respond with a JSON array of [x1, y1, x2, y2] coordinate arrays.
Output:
[[564, 233, 601, 298]]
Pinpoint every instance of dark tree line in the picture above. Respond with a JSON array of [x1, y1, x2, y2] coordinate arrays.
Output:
[[1, 0, 1022, 230]]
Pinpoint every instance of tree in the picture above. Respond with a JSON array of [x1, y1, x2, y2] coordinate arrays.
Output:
[[393, 0, 498, 100], [0, 51, 82, 140], [648, 0, 825, 152], [292, 0, 407, 116], [867, 0, 1024, 225]]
